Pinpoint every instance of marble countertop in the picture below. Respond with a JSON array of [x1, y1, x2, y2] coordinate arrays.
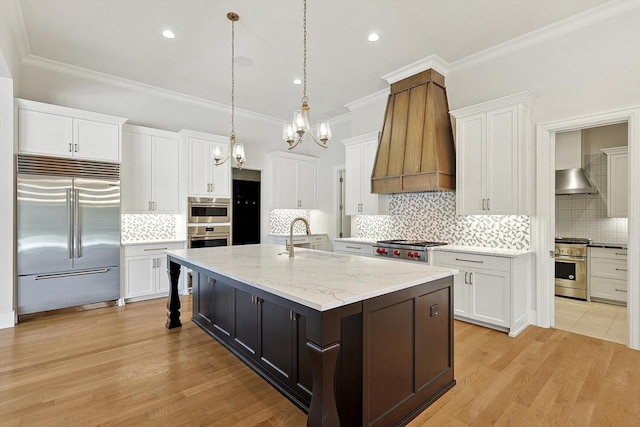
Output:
[[588, 242, 627, 249], [167, 244, 456, 311], [432, 245, 531, 257], [122, 239, 186, 246]]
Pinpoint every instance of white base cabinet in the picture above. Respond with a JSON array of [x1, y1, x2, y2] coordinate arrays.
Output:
[[121, 125, 180, 214], [332, 240, 375, 257], [17, 98, 126, 163], [123, 242, 185, 301], [433, 249, 531, 336], [269, 234, 327, 251], [589, 247, 627, 305]]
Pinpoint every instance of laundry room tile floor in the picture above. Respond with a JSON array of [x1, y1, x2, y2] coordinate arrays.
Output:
[[554, 296, 627, 345]]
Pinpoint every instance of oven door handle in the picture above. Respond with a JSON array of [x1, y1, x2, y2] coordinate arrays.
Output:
[[190, 203, 227, 209], [554, 255, 586, 262], [189, 235, 228, 240]]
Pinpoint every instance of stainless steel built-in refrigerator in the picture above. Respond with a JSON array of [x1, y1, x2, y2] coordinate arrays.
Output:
[[17, 154, 121, 315]]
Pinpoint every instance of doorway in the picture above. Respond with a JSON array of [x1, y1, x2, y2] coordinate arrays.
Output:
[[535, 107, 640, 350], [232, 168, 261, 245], [553, 124, 628, 344]]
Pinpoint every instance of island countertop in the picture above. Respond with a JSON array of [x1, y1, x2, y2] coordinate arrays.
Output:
[[167, 244, 457, 311]]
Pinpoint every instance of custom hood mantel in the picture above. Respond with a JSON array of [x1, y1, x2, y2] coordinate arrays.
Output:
[[372, 69, 456, 194]]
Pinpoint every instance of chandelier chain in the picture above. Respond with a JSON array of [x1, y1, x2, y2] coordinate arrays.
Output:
[[231, 16, 236, 139], [302, 0, 308, 104]]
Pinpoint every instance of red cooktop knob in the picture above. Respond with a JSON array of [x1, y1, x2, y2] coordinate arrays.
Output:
[[414, 252, 420, 258], [376, 248, 381, 253], [393, 250, 400, 256], [407, 252, 414, 257]]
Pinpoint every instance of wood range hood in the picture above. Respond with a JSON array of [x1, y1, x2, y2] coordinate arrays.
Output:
[[372, 69, 456, 194]]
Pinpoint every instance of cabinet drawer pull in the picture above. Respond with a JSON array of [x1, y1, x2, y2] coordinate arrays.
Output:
[[615, 288, 627, 293], [615, 268, 627, 272], [152, 258, 156, 268], [455, 258, 484, 263], [469, 272, 474, 284], [615, 252, 627, 256], [487, 199, 490, 210], [68, 143, 73, 152], [144, 248, 168, 251], [345, 245, 361, 250], [464, 272, 469, 284], [74, 143, 79, 152]]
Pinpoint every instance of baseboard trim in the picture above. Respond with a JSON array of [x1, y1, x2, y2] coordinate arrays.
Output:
[[0, 310, 16, 329]]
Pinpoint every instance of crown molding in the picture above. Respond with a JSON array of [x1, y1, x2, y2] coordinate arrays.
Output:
[[1, 0, 30, 60], [381, 54, 450, 84], [344, 88, 388, 112], [23, 55, 283, 125], [449, 0, 640, 72]]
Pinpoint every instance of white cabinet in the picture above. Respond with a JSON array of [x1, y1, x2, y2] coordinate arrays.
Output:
[[589, 247, 627, 305], [450, 92, 534, 215], [269, 152, 317, 209], [17, 98, 126, 162], [342, 132, 388, 215], [332, 240, 375, 257], [123, 242, 185, 300], [602, 146, 628, 218], [433, 249, 531, 337], [121, 125, 180, 214], [183, 130, 231, 198]]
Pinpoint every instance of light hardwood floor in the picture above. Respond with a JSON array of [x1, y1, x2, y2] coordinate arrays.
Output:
[[2, 296, 639, 426]]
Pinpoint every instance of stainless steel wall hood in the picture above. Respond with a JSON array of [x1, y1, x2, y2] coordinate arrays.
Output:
[[555, 168, 598, 194]]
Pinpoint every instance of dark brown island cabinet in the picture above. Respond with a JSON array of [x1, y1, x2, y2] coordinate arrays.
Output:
[[166, 248, 455, 427]]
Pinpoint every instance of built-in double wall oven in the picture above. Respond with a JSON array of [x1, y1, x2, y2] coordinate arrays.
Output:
[[187, 197, 231, 249]]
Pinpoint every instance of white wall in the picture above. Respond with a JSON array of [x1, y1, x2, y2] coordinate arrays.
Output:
[[0, 2, 21, 328]]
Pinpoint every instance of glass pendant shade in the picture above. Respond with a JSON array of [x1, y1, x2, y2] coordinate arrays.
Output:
[[317, 121, 331, 142], [233, 142, 246, 164], [213, 145, 223, 163], [283, 123, 296, 144], [293, 108, 310, 133]]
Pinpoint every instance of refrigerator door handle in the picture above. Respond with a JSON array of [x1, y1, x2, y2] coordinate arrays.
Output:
[[67, 188, 73, 259], [73, 188, 80, 258], [35, 268, 110, 280]]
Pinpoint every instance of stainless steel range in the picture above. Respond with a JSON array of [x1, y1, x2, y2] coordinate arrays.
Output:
[[373, 239, 448, 262], [555, 237, 591, 300]]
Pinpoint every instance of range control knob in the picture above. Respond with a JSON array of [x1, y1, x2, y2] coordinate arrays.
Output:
[[393, 250, 400, 256], [407, 252, 414, 257], [376, 248, 382, 254], [413, 252, 420, 258]]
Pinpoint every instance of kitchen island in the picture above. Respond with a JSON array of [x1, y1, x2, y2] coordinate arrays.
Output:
[[166, 244, 456, 426]]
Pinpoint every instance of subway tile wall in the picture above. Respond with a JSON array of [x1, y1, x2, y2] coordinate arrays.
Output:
[[556, 152, 628, 244]]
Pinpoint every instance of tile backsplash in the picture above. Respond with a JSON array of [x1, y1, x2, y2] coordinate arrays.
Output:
[[354, 192, 530, 250], [556, 152, 628, 244], [269, 209, 311, 235], [121, 214, 178, 243]]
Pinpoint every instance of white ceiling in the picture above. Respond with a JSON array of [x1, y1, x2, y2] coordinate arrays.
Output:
[[15, 0, 610, 122]]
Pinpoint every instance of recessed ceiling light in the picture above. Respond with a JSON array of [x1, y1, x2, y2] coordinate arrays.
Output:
[[162, 30, 175, 39], [293, 78, 302, 85], [368, 33, 379, 42]]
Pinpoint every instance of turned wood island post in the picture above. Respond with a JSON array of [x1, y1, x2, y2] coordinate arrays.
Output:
[[165, 244, 456, 426]]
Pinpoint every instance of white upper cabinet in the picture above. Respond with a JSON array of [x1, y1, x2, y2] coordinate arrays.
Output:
[[602, 146, 628, 218], [342, 132, 388, 215], [269, 151, 317, 209], [183, 130, 231, 198], [451, 92, 534, 216], [17, 98, 126, 163], [121, 125, 180, 214]]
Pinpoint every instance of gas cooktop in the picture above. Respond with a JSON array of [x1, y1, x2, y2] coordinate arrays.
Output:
[[375, 239, 448, 248]]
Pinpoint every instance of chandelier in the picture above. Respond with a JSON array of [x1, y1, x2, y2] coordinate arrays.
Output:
[[282, 0, 331, 150], [214, 12, 246, 169]]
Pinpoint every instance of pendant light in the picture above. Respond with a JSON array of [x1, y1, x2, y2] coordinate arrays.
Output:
[[282, 0, 331, 150], [214, 12, 246, 169]]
